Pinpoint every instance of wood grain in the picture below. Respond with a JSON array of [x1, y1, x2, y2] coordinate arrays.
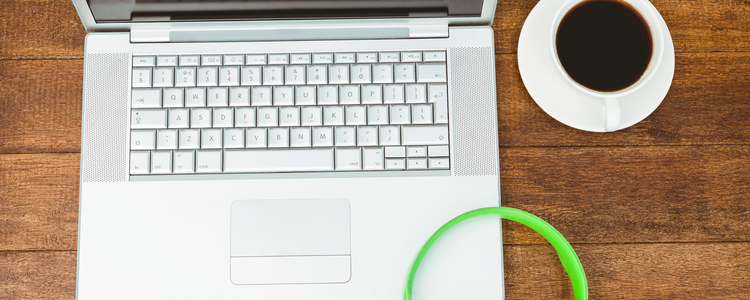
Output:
[[0, 0, 86, 59], [0, 154, 80, 251], [0, 60, 83, 154], [2, 243, 748, 300]]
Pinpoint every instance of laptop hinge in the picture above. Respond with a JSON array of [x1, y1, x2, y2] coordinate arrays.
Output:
[[130, 24, 448, 43]]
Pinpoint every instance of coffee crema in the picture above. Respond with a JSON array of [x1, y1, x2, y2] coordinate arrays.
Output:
[[556, 0, 652, 92]]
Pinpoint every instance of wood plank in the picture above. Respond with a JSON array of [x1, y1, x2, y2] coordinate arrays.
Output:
[[2, 145, 748, 250], [499, 145, 750, 245], [0, 154, 80, 251], [497, 51, 750, 146], [0, 251, 76, 300], [0, 0, 86, 59], [0, 60, 83, 154], [3, 242, 749, 299], [3, 0, 750, 59], [493, 0, 750, 54]]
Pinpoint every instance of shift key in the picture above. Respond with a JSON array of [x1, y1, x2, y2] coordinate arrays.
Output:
[[401, 125, 448, 145]]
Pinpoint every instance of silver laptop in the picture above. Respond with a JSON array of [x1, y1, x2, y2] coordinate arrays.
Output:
[[72, 0, 503, 299]]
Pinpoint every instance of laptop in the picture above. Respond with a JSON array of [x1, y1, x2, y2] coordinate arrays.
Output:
[[72, 0, 503, 299]]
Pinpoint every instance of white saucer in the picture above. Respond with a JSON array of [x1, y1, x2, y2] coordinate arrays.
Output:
[[517, 0, 675, 132]]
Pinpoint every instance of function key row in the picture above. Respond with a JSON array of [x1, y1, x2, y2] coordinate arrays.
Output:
[[133, 51, 446, 67]]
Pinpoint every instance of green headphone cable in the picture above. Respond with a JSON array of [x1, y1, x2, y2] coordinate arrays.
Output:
[[404, 207, 588, 300]]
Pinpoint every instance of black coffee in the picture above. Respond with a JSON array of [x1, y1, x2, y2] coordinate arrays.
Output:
[[556, 0, 652, 92]]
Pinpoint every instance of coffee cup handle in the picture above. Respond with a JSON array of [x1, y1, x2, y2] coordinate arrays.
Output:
[[603, 98, 620, 132]]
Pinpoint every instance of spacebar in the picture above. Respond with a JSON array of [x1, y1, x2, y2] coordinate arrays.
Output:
[[224, 149, 334, 173]]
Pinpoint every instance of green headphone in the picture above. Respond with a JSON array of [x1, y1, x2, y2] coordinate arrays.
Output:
[[404, 207, 588, 300]]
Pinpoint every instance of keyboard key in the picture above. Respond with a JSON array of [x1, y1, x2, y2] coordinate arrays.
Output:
[[351, 64, 371, 84], [390, 105, 411, 124], [132, 68, 152, 87], [201, 129, 223, 149], [168, 108, 189, 128], [363, 147, 385, 170], [157, 129, 178, 149], [307, 65, 327, 84], [224, 149, 334, 172], [224, 55, 244, 65], [357, 126, 378, 146], [190, 108, 212, 128], [407, 158, 428, 169], [385, 146, 406, 158], [163, 88, 184, 107], [197, 67, 218, 86], [407, 146, 427, 157], [379, 52, 400, 63], [412, 104, 433, 124], [153, 67, 174, 87], [335, 53, 355, 63], [131, 130, 156, 150], [246, 128, 267, 148], [273, 86, 294, 106], [324, 106, 344, 126], [313, 53, 333, 64], [402, 51, 423, 62], [157, 56, 178, 67], [361, 85, 382, 104], [336, 148, 362, 170], [395, 63, 416, 83], [357, 52, 378, 63], [285, 66, 306, 85], [279, 106, 300, 126], [224, 128, 245, 148], [379, 126, 401, 146], [428, 145, 449, 157], [339, 85, 360, 104], [241, 66, 262, 86], [345, 106, 366, 125], [207, 87, 228, 107], [175, 67, 196, 87], [385, 158, 405, 170], [132, 89, 162, 108], [202, 55, 222, 66], [213, 108, 234, 127], [179, 129, 200, 149], [151, 151, 172, 174], [335, 126, 356, 146], [173, 150, 195, 173], [229, 87, 250, 106], [132, 109, 167, 129], [329, 65, 349, 84], [317, 86, 338, 105], [196, 150, 222, 173], [185, 87, 206, 107], [301, 106, 322, 126], [251, 86, 273, 106], [423, 51, 447, 62], [384, 84, 405, 104], [367, 105, 388, 125], [257, 107, 278, 127], [219, 66, 240, 86], [405, 84, 427, 103], [296, 86, 316, 105], [133, 56, 155, 67], [235, 107, 256, 127], [179, 55, 200, 66], [429, 157, 449, 169], [373, 64, 393, 83], [268, 54, 289, 64], [401, 125, 448, 145], [268, 127, 289, 147], [263, 66, 284, 85], [312, 127, 333, 147], [130, 151, 150, 174], [291, 54, 311, 64], [428, 84, 448, 123], [416, 63, 447, 83], [290, 127, 311, 147], [246, 54, 267, 65]]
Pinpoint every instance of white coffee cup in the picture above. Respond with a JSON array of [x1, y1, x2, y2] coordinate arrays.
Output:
[[550, 0, 665, 132]]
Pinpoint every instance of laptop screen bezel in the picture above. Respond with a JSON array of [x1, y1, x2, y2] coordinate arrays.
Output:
[[70, 0, 497, 33]]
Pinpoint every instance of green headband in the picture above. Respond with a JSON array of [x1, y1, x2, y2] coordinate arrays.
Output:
[[404, 207, 588, 300]]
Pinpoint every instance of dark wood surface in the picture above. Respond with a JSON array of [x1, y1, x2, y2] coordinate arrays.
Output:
[[1, 0, 749, 299]]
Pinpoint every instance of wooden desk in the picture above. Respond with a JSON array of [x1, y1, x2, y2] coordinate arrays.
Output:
[[1, 0, 749, 298]]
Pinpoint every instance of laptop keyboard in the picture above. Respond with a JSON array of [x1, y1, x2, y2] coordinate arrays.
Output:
[[129, 51, 450, 175]]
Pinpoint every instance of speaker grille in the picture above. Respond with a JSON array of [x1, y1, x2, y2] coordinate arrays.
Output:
[[81, 53, 129, 183], [449, 47, 498, 177]]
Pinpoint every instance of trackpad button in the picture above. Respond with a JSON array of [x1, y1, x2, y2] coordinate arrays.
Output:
[[230, 199, 351, 284]]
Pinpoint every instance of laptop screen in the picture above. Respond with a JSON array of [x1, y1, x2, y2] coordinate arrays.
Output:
[[88, 0, 485, 23]]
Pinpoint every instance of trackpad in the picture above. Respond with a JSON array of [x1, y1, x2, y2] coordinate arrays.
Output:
[[230, 199, 351, 284]]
